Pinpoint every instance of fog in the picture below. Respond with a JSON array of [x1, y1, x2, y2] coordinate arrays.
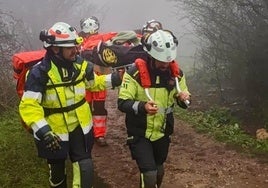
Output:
[[91, 0, 197, 61], [1, 0, 197, 64], [94, 0, 180, 31], [95, 0, 197, 61]]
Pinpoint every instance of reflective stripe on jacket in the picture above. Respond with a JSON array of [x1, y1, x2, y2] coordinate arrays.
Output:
[[19, 57, 110, 141], [42, 61, 90, 137], [118, 63, 189, 141]]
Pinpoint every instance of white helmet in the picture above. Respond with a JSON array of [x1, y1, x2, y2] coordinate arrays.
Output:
[[80, 16, 100, 34], [143, 30, 178, 62], [40, 22, 82, 48]]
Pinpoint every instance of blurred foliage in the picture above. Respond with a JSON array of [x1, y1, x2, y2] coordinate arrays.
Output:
[[1, 0, 106, 49], [173, 0, 268, 126], [0, 10, 28, 114]]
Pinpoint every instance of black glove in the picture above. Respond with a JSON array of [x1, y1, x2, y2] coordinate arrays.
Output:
[[111, 69, 125, 88], [43, 131, 62, 152], [85, 62, 94, 81], [176, 98, 191, 109], [36, 125, 62, 152], [81, 50, 94, 62]]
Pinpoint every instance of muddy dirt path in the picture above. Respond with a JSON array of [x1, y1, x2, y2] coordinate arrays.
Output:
[[92, 89, 268, 188]]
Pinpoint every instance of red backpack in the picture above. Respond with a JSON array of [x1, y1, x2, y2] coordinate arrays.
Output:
[[12, 50, 46, 98], [12, 50, 46, 133]]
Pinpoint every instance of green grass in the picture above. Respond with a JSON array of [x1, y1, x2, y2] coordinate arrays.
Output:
[[0, 110, 48, 188], [0, 109, 110, 188], [174, 106, 268, 159]]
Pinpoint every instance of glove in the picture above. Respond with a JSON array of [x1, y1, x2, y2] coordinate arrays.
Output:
[[36, 125, 62, 152], [43, 131, 62, 152], [176, 98, 189, 109], [111, 68, 125, 88], [175, 92, 191, 109]]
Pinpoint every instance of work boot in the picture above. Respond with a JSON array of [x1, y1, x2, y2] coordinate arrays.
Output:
[[95, 137, 108, 147]]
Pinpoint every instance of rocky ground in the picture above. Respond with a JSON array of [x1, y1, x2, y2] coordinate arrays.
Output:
[[92, 89, 268, 188]]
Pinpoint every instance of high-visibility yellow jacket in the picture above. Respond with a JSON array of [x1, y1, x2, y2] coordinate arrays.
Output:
[[118, 59, 190, 141], [19, 55, 112, 142]]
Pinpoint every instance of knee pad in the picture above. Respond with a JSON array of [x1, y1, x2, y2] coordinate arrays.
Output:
[[73, 158, 94, 188], [156, 165, 164, 187], [156, 165, 164, 177], [48, 162, 66, 188], [79, 158, 93, 172], [141, 170, 157, 188]]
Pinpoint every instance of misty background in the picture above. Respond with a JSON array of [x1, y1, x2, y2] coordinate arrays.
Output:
[[1, 0, 268, 131], [0, 0, 197, 66]]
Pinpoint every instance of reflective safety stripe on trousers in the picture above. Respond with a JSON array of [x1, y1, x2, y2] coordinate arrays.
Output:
[[93, 115, 107, 127]]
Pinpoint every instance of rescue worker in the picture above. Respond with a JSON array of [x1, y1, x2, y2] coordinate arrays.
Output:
[[141, 19, 163, 35], [118, 29, 191, 188], [79, 16, 116, 146], [19, 22, 122, 188]]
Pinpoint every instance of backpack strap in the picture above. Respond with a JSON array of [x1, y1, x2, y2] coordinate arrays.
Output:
[[134, 59, 183, 101], [134, 58, 151, 88], [170, 61, 190, 106], [169, 60, 180, 78], [134, 58, 153, 100]]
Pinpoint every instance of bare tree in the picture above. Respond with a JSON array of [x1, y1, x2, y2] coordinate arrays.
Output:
[[2, 0, 107, 49], [172, 0, 268, 123], [0, 10, 29, 112]]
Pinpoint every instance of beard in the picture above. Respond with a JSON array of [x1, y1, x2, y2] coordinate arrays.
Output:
[[153, 64, 170, 75], [51, 53, 76, 69]]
